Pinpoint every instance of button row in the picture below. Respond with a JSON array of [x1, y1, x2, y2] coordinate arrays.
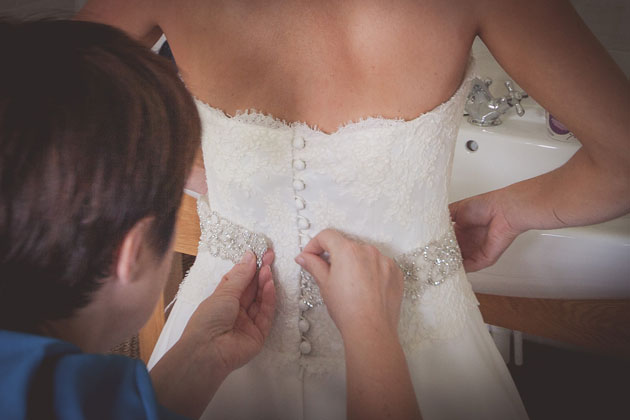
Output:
[[293, 134, 312, 356]]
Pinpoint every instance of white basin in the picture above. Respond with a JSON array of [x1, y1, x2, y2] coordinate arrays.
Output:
[[449, 101, 630, 299]]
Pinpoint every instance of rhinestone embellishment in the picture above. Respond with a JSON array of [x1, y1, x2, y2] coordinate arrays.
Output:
[[394, 228, 463, 299], [197, 198, 269, 268], [299, 269, 324, 309], [294, 229, 464, 308], [195, 204, 463, 356], [197, 200, 462, 306]]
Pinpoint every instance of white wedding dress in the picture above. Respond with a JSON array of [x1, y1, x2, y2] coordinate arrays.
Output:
[[149, 63, 529, 420]]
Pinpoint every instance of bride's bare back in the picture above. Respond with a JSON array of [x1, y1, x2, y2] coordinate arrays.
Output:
[[158, 1, 476, 132], [82, 0, 481, 132]]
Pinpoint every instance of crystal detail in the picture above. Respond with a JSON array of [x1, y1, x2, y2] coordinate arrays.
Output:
[[299, 269, 323, 309], [197, 198, 269, 268], [298, 299, 309, 311], [197, 201, 462, 304], [295, 229, 463, 307], [394, 228, 463, 299]]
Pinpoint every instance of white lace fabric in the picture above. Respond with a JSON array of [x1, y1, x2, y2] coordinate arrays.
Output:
[[167, 63, 482, 376], [150, 56, 530, 419]]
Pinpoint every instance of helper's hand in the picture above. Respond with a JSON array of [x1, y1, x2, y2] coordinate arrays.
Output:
[[183, 249, 276, 371], [295, 230, 421, 420], [295, 229, 403, 340], [449, 191, 523, 272], [151, 250, 275, 419]]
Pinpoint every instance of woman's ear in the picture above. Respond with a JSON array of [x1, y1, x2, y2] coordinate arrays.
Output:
[[115, 217, 154, 285]]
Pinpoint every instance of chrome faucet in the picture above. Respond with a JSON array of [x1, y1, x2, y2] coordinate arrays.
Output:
[[465, 77, 528, 126]]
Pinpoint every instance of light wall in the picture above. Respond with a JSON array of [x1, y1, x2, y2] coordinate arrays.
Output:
[[473, 0, 630, 96], [572, 0, 630, 74]]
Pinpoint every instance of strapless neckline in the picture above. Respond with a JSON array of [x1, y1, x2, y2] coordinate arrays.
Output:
[[193, 59, 474, 137]]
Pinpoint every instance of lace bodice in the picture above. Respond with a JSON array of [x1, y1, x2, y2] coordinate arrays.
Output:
[[179, 64, 480, 374]]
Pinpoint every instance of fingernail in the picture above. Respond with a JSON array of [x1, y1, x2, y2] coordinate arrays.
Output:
[[241, 251, 254, 264], [295, 255, 305, 266]]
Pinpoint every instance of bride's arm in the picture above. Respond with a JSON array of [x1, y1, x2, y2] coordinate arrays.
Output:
[[297, 230, 422, 420], [451, 0, 630, 271]]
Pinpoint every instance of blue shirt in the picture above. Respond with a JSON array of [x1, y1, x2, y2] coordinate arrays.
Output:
[[0, 330, 189, 419]]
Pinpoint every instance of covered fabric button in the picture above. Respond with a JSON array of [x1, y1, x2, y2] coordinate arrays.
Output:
[[293, 136, 305, 149], [299, 339, 312, 355], [293, 159, 306, 170], [298, 218, 310, 229], [295, 197, 305, 210], [298, 318, 310, 333], [293, 179, 305, 191], [293, 159, 306, 171]]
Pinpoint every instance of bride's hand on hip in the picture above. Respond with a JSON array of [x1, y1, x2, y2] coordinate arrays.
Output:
[[181, 249, 276, 372], [295, 229, 403, 340], [449, 191, 523, 272]]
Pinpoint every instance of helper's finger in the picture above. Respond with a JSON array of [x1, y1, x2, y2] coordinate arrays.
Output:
[[302, 229, 347, 255], [217, 251, 258, 299], [241, 249, 275, 308], [240, 271, 258, 308], [252, 249, 275, 305], [295, 252, 331, 288], [261, 249, 275, 266], [254, 268, 276, 338], [247, 265, 271, 319]]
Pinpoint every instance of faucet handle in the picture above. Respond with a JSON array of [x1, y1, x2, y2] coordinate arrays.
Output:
[[504, 80, 528, 116]]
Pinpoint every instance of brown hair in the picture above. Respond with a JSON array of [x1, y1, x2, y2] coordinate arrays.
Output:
[[0, 19, 201, 332]]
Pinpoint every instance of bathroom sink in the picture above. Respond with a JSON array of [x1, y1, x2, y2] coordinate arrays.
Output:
[[449, 101, 630, 299]]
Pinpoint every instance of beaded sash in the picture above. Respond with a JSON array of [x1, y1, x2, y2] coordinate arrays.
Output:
[[197, 197, 463, 308], [198, 199, 270, 269]]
